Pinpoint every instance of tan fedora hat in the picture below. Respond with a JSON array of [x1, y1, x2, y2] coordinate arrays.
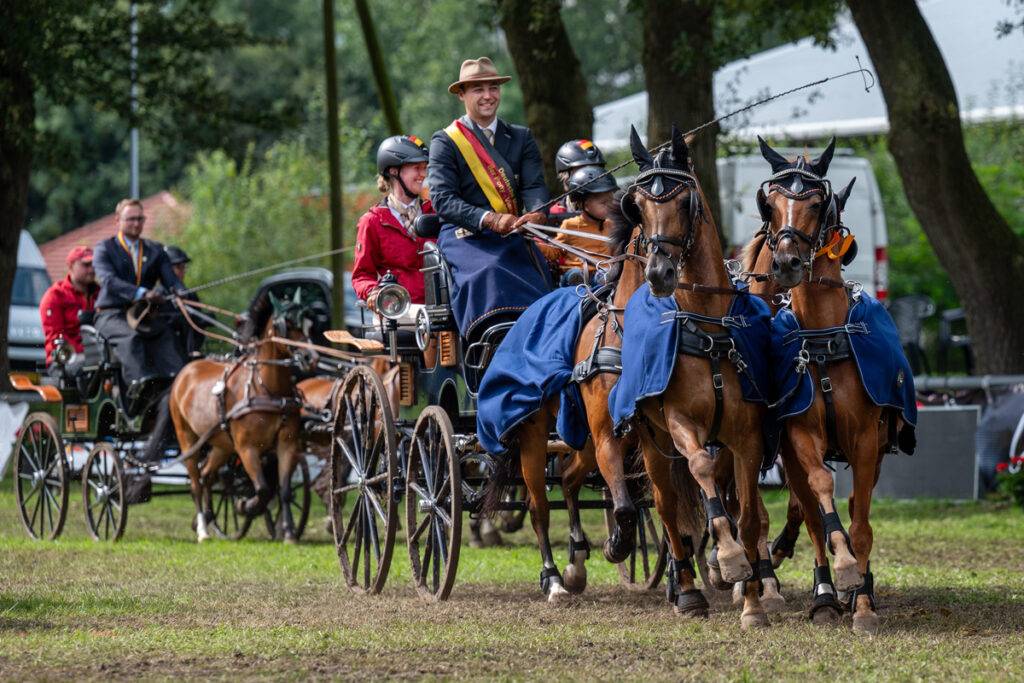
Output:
[[448, 56, 512, 94]]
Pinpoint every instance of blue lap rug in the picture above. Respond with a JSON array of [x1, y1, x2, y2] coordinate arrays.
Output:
[[476, 286, 595, 456], [609, 283, 774, 433], [772, 292, 917, 426]]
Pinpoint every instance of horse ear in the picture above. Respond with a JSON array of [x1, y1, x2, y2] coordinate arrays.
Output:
[[758, 136, 791, 174], [629, 125, 653, 171], [811, 137, 837, 176], [837, 176, 857, 211], [756, 187, 772, 223], [670, 123, 690, 168], [620, 192, 641, 226]]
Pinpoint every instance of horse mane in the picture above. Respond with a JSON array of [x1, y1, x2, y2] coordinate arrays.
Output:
[[603, 189, 635, 284], [239, 292, 274, 342], [740, 231, 767, 275]]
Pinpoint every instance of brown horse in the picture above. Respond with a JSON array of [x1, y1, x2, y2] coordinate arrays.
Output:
[[165, 293, 314, 542], [752, 136, 906, 633], [625, 125, 770, 628]]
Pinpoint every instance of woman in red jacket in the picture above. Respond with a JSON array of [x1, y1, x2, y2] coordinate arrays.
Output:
[[351, 135, 435, 311]]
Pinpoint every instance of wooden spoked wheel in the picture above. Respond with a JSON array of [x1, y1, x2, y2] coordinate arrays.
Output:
[[405, 406, 462, 602], [14, 412, 69, 540], [208, 457, 256, 540], [82, 443, 128, 541], [265, 456, 312, 540], [330, 365, 398, 595], [604, 491, 669, 591]]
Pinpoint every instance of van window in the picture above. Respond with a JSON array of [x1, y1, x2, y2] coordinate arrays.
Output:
[[12, 267, 51, 307]]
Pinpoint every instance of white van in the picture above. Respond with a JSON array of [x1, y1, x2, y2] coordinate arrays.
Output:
[[716, 151, 888, 299], [9, 231, 51, 370]]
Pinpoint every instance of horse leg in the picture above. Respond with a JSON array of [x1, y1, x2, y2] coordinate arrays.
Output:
[[638, 429, 708, 618], [519, 407, 569, 602], [195, 446, 231, 541], [276, 417, 301, 543], [561, 445, 595, 594], [236, 444, 273, 516], [782, 437, 843, 624], [732, 443, 770, 630], [185, 456, 210, 542], [754, 493, 786, 613], [848, 438, 883, 634], [664, 410, 751, 584], [770, 489, 804, 569]]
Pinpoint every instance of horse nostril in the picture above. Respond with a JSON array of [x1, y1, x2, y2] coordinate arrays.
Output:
[[788, 256, 801, 270]]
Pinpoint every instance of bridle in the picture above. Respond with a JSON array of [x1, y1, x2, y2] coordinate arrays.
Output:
[[625, 166, 703, 272], [756, 166, 851, 285]]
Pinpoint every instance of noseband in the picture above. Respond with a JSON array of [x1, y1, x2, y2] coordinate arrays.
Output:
[[626, 167, 703, 270]]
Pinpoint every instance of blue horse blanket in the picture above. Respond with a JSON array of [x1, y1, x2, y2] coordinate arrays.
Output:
[[476, 286, 592, 456], [609, 283, 774, 433], [772, 292, 917, 425], [437, 225, 552, 338]]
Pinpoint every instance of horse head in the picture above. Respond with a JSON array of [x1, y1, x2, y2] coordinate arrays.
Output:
[[621, 124, 705, 297], [242, 289, 319, 371], [756, 136, 857, 288]]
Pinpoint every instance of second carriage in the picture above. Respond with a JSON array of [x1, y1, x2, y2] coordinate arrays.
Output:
[[325, 216, 670, 601]]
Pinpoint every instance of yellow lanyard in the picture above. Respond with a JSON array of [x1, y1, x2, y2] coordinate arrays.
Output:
[[117, 232, 143, 286]]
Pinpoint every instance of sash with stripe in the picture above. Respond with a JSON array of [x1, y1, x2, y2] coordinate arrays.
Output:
[[444, 119, 518, 215], [117, 231, 144, 286]]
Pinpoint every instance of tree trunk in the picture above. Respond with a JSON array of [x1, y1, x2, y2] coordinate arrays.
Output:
[[497, 0, 593, 194], [640, 0, 723, 244], [847, 0, 1024, 374], [0, 29, 36, 392]]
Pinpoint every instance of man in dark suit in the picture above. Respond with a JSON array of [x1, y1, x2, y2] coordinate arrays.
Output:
[[93, 198, 186, 396], [427, 56, 553, 339]]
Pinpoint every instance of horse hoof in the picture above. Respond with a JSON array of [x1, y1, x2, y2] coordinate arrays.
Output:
[[602, 538, 629, 564], [283, 534, 298, 545], [833, 555, 863, 592], [732, 582, 744, 606], [811, 606, 841, 625], [547, 582, 572, 604], [563, 562, 587, 595], [760, 580, 787, 614], [197, 533, 210, 543], [853, 611, 880, 635], [716, 545, 753, 584], [770, 551, 787, 570], [740, 610, 769, 630], [481, 529, 504, 547], [674, 589, 710, 619]]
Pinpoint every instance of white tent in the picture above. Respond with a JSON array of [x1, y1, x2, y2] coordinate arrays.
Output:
[[593, 0, 1024, 149]]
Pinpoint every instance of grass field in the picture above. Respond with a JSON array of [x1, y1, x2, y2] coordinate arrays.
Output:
[[1, 476, 1022, 681]]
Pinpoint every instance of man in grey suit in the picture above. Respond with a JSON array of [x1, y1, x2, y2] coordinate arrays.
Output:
[[427, 57, 553, 339], [93, 198, 186, 396]]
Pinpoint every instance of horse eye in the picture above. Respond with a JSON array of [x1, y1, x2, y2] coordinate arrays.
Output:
[[810, 202, 822, 212]]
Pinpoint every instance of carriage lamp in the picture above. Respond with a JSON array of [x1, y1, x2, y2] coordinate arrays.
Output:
[[376, 283, 411, 321]]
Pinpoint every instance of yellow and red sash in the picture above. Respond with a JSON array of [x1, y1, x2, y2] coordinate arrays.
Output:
[[444, 119, 518, 215], [116, 231, 143, 286]]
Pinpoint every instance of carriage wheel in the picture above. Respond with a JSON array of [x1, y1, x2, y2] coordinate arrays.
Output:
[[498, 486, 529, 533], [405, 406, 462, 602], [208, 458, 255, 540], [14, 413, 69, 540], [330, 365, 398, 595], [604, 491, 669, 591], [265, 456, 312, 540], [82, 443, 128, 542]]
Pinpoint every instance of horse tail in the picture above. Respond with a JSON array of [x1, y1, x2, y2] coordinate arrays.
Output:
[[669, 457, 707, 544], [141, 389, 175, 463], [481, 448, 520, 519]]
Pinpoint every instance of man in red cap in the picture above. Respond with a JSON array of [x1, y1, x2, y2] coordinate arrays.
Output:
[[39, 245, 98, 365]]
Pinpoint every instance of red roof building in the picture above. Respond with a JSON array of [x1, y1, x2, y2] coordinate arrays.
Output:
[[39, 191, 190, 281]]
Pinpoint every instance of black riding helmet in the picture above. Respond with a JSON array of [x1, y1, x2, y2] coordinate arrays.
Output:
[[165, 245, 191, 265], [376, 135, 429, 175], [567, 165, 618, 203], [555, 139, 606, 174]]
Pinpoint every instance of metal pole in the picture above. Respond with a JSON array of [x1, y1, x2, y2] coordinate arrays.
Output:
[[353, 0, 402, 135], [323, 0, 345, 323], [130, 0, 140, 199]]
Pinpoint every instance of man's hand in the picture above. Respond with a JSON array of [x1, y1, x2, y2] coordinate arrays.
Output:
[[513, 211, 547, 230], [484, 212, 518, 235], [143, 289, 165, 305], [366, 287, 381, 313]]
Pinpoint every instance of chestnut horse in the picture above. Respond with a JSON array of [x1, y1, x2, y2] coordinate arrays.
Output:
[[751, 136, 909, 633], [165, 293, 314, 542], [624, 125, 770, 628]]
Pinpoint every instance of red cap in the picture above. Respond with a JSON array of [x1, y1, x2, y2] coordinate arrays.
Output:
[[66, 246, 93, 265]]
